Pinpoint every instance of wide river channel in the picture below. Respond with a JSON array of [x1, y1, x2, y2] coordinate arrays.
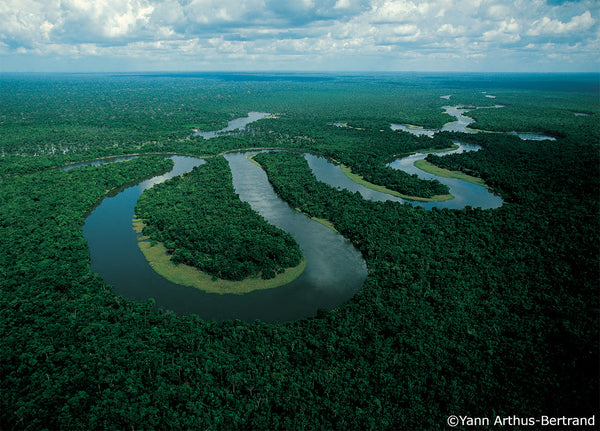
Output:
[[83, 110, 503, 322], [84, 152, 368, 322]]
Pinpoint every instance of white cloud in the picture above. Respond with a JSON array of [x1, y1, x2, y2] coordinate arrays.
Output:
[[151, 0, 184, 27], [438, 24, 466, 36], [61, 0, 155, 39], [370, 0, 420, 23], [334, 0, 352, 9], [183, 0, 262, 25], [0, 0, 598, 72], [394, 24, 419, 36], [527, 11, 595, 36], [482, 18, 521, 43], [0, 0, 157, 47], [0, 0, 61, 46], [487, 4, 512, 21]]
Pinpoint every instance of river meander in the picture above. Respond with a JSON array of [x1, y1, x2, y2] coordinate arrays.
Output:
[[386, 143, 503, 209], [391, 105, 555, 141], [83, 109, 507, 321], [306, 142, 502, 210], [84, 153, 367, 322], [193, 111, 270, 139]]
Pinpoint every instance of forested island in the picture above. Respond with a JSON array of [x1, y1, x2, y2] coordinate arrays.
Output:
[[134, 156, 304, 288], [0, 72, 598, 429]]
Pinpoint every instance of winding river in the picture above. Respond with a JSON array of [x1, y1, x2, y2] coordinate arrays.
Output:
[[83, 109, 506, 321], [83, 152, 367, 322], [306, 142, 502, 210], [390, 106, 484, 137], [391, 105, 555, 141], [321, 105, 505, 209], [386, 144, 503, 209], [193, 111, 270, 139]]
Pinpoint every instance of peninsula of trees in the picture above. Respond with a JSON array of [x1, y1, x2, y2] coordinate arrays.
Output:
[[135, 157, 303, 282]]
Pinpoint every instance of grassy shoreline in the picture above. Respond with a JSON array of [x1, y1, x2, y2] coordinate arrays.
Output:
[[293, 208, 339, 232], [250, 154, 341, 232], [339, 164, 454, 202], [132, 217, 306, 295], [414, 159, 487, 187], [385, 144, 460, 162]]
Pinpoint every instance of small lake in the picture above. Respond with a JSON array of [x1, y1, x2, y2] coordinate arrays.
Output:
[[193, 111, 270, 139], [84, 153, 367, 322]]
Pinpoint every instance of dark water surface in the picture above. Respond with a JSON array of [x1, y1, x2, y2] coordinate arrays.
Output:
[[83, 104, 509, 322], [84, 153, 367, 322]]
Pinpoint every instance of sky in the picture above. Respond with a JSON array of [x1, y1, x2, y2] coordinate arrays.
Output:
[[0, 0, 598, 73]]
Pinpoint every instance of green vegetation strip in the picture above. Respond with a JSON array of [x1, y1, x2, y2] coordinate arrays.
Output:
[[136, 157, 305, 283], [414, 159, 487, 187], [133, 218, 306, 295], [310, 216, 338, 232], [417, 143, 460, 153], [340, 164, 453, 202], [250, 154, 340, 232], [292, 208, 338, 233]]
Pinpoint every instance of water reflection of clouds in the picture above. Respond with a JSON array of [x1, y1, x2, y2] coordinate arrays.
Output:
[[509, 132, 556, 141], [390, 123, 436, 137], [306, 154, 404, 204], [193, 112, 270, 139], [306, 143, 501, 210], [87, 151, 365, 321], [225, 151, 367, 298], [141, 174, 171, 190]]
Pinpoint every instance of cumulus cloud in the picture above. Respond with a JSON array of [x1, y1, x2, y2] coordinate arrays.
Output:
[[438, 24, 466, 36], [527, 11, 595, 36], [487, 4, 512, 21], [0, 0, 598, 72], [0, 0, 156, 47], [482, 18, 521, 43], [369, 0, 425, 24]]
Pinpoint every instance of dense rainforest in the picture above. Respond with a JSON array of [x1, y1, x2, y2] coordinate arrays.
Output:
[[0, 72, 598, 430], [135, 157, 302, 281]]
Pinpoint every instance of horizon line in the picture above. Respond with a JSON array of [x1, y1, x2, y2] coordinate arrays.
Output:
[[1, 70, 599, 75]]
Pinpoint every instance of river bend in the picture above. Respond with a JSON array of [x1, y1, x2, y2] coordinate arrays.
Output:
[[84, 153, 367, 322], [83, 110, 506, 321]]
